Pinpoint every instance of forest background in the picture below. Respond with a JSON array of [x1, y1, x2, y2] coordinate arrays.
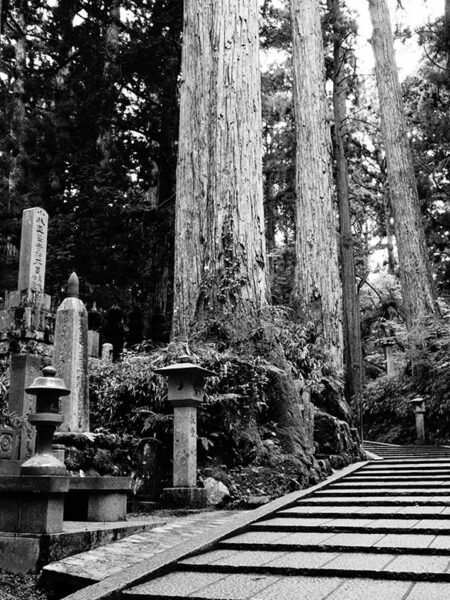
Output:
[[1, 0, 450, 499]]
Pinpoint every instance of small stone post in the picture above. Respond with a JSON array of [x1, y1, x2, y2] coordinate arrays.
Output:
[[409, 397, 425, 443], [155, 358, 214, 508], [382, 339, 396, 376], [88, 302, 101, 358], [53, 273, 89, 432], [102, 342, 113, 362]]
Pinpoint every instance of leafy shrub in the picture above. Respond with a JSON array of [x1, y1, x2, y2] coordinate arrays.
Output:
[[362, 330, 450, 444]]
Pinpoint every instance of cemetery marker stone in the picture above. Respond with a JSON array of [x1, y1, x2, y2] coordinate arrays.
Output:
[[53, 273, 89, 432], [0, 208, 51, 463], [18, 207, 48, 293]]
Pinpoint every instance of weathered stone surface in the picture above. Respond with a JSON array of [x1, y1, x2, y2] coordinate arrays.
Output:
[[53, 296, 89, 432], [204, 477, 230, 505], [17, 207, 48, 293], [0, 427, 18, 460], [8, 354, 41, 459], [161, 487, 207, 509], [314, 410, 362, 462], [88, 330, 100, 357], [102, 343, 113, 362], [173, 405, 197, 488], [0, 475, 69, 534]]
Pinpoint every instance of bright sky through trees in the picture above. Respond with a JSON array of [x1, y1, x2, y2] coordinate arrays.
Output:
[[348, 0, 444, 80]]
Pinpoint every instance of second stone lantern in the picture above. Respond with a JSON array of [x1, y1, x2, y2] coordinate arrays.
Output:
[[155, 357, 215, 508]]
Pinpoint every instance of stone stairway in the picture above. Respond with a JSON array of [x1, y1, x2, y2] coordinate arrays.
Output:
[[114, 445, 450, 600], [363, 441, 450, 459]]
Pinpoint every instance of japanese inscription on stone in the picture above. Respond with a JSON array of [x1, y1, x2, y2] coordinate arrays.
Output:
[[18, 207, 48, 293]]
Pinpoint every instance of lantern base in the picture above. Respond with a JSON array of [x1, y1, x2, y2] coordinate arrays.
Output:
[[161, 487, 207, 509], [20, 453, 67, 476]]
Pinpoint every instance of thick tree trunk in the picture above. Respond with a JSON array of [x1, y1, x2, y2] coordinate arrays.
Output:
[[383, 186, 396, 275], [368, 0, 438, 327], [98, 0, 120, 168], [290, 0, 343, 372], [8, 2, 27, 215], [173, 0, 268, 339], [331, 0, 363, 411]]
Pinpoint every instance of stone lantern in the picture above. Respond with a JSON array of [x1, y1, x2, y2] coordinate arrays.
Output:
[[0, 366, 70, 569], [409, 397, 426, 443], [155, 357, 215, 508], [20, 365, 69, 476], [381, 339, 396, 376]]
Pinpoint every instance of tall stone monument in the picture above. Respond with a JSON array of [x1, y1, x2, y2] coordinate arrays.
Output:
[[0, 208, 54, 462], [53, 272, 89, 432]]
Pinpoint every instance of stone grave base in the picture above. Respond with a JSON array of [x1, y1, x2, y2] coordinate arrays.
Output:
[[64, 476, 131, 522], [161, 486, 208, 509], [0, 459, 21, 475], [0, 475, 69, 535], [0, 519, 162, 573]]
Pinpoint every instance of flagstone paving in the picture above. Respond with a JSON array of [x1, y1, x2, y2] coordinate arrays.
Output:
[[51, 443, 450, 599]]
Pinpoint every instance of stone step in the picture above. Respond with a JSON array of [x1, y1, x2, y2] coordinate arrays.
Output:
[[364, 458, 450, 469], [314, 489, 450, 497], [363, 463, 450, 470], [372, 455, 450, 460], [249, 516, 450, 535], [176, 549, 450, 580], [345, 469, 450, 481], [297, 496, 450, 505], [329, 481, 450, 488], [219, 529, 450, 553], [279, 506, 450, 519], [122, 572, 448, 600]]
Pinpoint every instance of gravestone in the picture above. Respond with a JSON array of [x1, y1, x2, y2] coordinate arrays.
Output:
[[102, 343, 113, 362], [18, 207, 48, 293], [88, 331, 100, 357], [0, 208, 54, 463], [88, 302, 101, 358], [53, 273, 89, 432], [0, 207, 53, 349]]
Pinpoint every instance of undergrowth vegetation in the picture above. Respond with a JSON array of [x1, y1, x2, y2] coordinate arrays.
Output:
[[362, 319, 450, 444]]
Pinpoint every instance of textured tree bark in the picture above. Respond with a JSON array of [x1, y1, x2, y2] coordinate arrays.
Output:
[[173, 0, 268, 339], [331, 0, 363, 411], [383, 187, 396, 275], [368, 0, 439, 327], [98, 0, 121, 168], [8, 1, 27, 215], [290, 0, 343, 373]]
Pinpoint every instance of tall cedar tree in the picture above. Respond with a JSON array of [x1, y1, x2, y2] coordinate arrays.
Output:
[[8, 0, 26, 215], [331, 0, 363, 411], [368, 0, 439, 327], [172, 0, 268, 339], [290, 0, 343, 373]]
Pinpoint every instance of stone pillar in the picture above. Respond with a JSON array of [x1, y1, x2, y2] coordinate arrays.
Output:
[[88, 302, 101, 358], [155, 359, 214, 508], [382, 339, 396, 376], [18, 207, 48, 293], [173, 406, 197, 487], [0, 208, 53, 468], [8, 354, 41, 460], [53, 273, 89, 432], [88, 331, 100, 358], [102, 343, 113, 362], [409, 397, 425, 443]]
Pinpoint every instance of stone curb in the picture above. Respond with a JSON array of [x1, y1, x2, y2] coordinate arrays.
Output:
[[62, 460, 367, 600]]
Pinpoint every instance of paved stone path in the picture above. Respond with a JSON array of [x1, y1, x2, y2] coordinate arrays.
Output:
[[42, 510, 244, 590], [120, 444, 450, 599], [52, 444, 450, 599]]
